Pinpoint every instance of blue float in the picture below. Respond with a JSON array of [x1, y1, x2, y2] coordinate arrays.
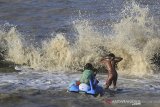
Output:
[[68, 79, 104, 96]]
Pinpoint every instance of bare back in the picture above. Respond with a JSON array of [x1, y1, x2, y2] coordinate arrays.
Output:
[[101, 58, 116, 74], [100, 57, 122, 74], [100, 55, 123, 89]]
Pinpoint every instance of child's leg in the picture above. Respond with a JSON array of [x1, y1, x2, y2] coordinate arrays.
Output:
[[113, 74, 118, 89], [105, 75, 113, 89]]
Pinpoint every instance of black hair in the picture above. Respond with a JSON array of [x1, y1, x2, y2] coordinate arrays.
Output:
[[84, 63, 93, 70], [108, 53, 115, 58]]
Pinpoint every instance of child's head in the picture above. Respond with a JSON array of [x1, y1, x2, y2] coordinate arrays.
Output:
[[103, 53, 115, 60], [84, 63, 93, 70], [108, 53, 115, 58]]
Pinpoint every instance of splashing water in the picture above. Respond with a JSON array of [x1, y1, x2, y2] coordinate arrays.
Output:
[[0, 2, 159, 76], [107, 2, 160, 76]]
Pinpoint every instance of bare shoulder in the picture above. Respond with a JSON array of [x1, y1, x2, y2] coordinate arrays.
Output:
[[100, 57, 111, 64], [105, 57, 112, 60], [114, 57, 123, 62]]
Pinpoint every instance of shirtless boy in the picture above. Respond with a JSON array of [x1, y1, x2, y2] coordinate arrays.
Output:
[[100, 53, 123, 89]]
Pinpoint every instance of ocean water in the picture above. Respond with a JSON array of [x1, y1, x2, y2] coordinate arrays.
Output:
[[0, 0, 160, 106]]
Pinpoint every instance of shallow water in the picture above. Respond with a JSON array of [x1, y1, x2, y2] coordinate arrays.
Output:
[[0, 89, 159, 107], [0, 0, 160, 106], [0, 67, 160, 106]]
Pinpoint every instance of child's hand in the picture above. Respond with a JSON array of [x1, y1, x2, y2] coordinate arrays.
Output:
[[96, 78, 99, 83], [76, 81, 81, 85]]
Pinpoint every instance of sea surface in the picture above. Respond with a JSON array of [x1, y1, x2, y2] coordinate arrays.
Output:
[[0, 0, 160, 107]]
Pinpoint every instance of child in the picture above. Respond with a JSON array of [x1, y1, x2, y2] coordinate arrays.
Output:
[[80, 63, 95, 85], [100, 53, 123, 89]]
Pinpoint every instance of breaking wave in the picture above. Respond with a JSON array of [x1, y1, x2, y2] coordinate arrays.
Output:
[[0, 2, 159, 76]]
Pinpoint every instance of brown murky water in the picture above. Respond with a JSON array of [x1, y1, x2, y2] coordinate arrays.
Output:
[[0, 89, 160, 107]]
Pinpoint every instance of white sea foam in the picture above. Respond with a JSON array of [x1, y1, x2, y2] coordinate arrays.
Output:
[[0, 67, 160, 94], [0, 2, 159, 76]]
